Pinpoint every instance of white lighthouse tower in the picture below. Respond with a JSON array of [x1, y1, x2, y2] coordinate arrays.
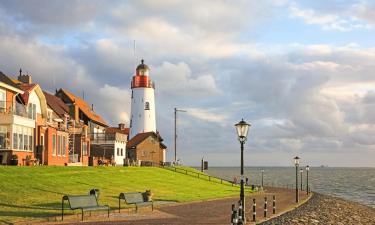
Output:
[[129, 59, 156, 139]]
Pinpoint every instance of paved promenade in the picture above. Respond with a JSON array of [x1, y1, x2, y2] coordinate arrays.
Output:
[[260, 193, 375, 225], [49, 187, 309, 225]]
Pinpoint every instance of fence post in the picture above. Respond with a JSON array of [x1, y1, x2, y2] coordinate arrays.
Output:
[[264, 197, 267, 218], [252, 198, 256, 222], [231, 206, 238, 225], [273, 195, 276, 214], [238, 200, 243, 222], [209, 176, 211, 181]]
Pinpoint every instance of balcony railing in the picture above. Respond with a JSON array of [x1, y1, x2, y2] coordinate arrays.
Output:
[[0, 101, 29, 118], [90, 133, 127, 143], [90, 133, 116, 142]]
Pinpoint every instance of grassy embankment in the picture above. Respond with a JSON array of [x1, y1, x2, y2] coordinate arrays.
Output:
[[0, 166, 245, 223]]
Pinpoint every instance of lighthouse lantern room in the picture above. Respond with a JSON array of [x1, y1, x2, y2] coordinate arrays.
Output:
[[129, 59, 157, 139]]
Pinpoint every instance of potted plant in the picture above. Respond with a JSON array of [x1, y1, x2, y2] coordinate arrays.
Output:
[[25, 155, 32, 166], [143, 190, 153, 202], [10, 154, 18, 166]]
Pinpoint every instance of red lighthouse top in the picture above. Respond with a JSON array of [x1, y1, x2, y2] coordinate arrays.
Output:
[[131, 59, 154, 89]]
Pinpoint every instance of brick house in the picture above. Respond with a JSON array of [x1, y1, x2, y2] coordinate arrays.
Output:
[[55, 88, 108, 165], [126, 132, 166, 166], [43, 91, 70, 165], [0, 71, 33, 165]]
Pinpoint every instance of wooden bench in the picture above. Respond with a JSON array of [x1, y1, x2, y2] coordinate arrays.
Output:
[[62, 194, 110, 221], [118, 192, 153, 213]]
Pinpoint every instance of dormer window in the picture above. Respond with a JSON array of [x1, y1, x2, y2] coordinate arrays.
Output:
[[145, 102, 150, 110]]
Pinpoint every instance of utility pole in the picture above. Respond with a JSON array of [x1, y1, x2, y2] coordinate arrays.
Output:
[[174, 107, 186, 164]]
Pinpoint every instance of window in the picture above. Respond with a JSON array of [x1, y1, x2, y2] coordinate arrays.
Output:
[[52, 135, 56, 155], [18, 133, 23, 150], [117, 148, 119, 156], [0, 89, 6, 110], [27, 103, 36, 120], [29, 135, 33, 151], [82, 142, 88, 156], [23, 134, 28, 150], [32, 104, 36, 119], [121, 148, 123, 156], [13, 133, 18, 149], [145, 102, 150, 110], [62, 136, 66, 156], [57, 135, 61, 156], [47, 111, 52, 123], [0, 126, 7, 149]]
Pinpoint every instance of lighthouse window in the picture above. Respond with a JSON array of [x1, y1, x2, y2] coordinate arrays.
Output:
[[145, 102, 150, 110]]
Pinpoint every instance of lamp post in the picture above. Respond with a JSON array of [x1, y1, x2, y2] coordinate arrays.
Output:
[[294, 156, 300, 203], [174, 108, 186, 164], [261, 169, 264, 187], [235, 119, 251, 224], [306, 165, 310, 195], [300, 168, 303, 191]]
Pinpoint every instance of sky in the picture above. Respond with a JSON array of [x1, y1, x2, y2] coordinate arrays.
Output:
[[0, 0, 375, 167]]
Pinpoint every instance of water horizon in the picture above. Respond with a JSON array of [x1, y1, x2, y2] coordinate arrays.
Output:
[[194, 166, 375, 208]]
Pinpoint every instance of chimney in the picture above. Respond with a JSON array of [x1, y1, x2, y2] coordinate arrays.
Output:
[[91, 104, 94, 111], [18, 73, 32, 84], [118, 123, 125, 130]]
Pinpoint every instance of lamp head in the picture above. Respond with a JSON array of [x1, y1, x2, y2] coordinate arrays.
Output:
[[235, 119, 251, 142], [294, 156, 300, 166]]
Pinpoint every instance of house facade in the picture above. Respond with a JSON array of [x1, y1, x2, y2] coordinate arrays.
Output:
[[43, 91, 70, 165], [126, 132, 166, 166], [55, 88, 108, 165], [90, 124, 127, 165], [0, 71, 33, 165]]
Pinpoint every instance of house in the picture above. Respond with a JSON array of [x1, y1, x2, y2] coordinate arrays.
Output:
[[90, 123, 128, 166], [15, 76, 50, 165], [55, 88, 108, 165], [126, 132, 166, 166], [0, 71, 32, 165], [43, 91, 70, 165]]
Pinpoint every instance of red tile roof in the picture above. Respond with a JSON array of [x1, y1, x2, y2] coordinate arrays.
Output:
[[17, 83, 37, 105], [0, 72, 22, 91], [59, 88, 108, 126], [43, 91, 69, 118], [126, 132, 166, 149], [106, 127, 129, 135]]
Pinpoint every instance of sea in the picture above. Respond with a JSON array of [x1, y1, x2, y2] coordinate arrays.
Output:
[[200, 167, 375, 208]]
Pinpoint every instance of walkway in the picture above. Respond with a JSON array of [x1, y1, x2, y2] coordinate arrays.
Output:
[[48, 187, 310, 225]]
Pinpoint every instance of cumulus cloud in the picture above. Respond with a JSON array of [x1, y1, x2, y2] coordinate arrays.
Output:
[[0, 0, 374, 166], [289, 2, 372, 31]]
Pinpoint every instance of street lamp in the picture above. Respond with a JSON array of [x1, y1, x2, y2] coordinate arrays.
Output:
[[235, 119, 251, 224], [174, 108, 187, 164], [300, 168, 303, 191], [294, 156, 300, 203], [261, 169, 264, 187], [306, 165, 310, 195]]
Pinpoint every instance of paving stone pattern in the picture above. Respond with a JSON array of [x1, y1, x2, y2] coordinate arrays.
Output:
[[259, 193, 375, 225]]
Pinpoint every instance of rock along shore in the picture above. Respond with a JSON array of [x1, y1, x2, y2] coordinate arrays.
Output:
[[259, 193, 375, 225]]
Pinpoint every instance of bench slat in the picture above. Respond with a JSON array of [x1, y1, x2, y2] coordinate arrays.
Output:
[[123, 192, 145, 204], [67, 195, 98, 209]]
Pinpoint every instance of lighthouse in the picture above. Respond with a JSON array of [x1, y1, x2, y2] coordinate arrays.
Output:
[[129, 59, 156, 139]]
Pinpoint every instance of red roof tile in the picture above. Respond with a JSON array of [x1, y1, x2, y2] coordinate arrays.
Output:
[[43, 91, 69, 118], [106, 127, 129, 135], [59, 88, 108, 126]]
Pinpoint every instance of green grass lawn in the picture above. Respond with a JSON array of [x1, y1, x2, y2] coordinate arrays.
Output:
[[0, 166, 245, 224]]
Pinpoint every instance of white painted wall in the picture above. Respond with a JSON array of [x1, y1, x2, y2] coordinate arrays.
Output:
[[114, 141, 126, 165], [129, 87, 156, 139], [28, 91, 42, 115]]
